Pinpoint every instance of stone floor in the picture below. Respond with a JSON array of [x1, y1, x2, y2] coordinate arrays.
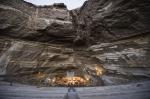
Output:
[[0, 81, 150, 99]]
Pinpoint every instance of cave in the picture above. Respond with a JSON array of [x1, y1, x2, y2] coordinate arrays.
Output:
[[0, 0, 150, 99]]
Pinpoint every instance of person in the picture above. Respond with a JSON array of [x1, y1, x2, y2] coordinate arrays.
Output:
[[64, 87, 80, 99]]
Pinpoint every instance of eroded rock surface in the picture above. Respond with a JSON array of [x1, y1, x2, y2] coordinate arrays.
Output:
[[0, 36, 106, 86], [0, 0, 150, 87], [0, 0, 74, 42], [89, 34, 150, 85], [0, 34, 149, 86], [72, 0, 150, 43]]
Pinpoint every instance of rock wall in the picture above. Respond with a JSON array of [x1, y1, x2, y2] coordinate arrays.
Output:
[[0, 34, 149, 86], [0, 0, 74, 42], [0, 0, 36, 15], [1, 0, 150, 44], [37, 6, 70, 21], [0, 0, 70, 19], [72, 0, 150, 43], [88, 34, 150, 85], [0, 0, 150, 86], [0, 36, 105, 86]]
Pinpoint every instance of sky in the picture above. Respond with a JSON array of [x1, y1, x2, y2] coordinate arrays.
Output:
[[24, 0, 87, 10]]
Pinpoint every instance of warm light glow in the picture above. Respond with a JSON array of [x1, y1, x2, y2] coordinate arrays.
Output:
[[52, 77, 56, 83], [84, 74, 90, 81], [34, 64, 104, 86], [56, 76, 87, 86], [94, 65, 103, 76], [36, 72, 46, 79]]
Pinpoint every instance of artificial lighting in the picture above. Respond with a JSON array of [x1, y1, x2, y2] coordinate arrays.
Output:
[[94, 65, 103, 76], [34, 64, 104, 87], [36, 72, 46, 79], [59, 76, 87, 86]]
